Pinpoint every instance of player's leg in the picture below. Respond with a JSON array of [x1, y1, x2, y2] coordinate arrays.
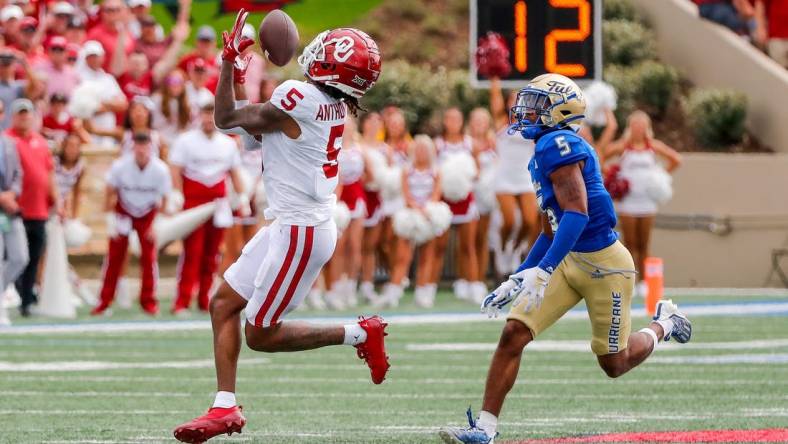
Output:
[[198, 224, 226, 311], [173, 223, 206, 312], [440, 265, 580, 443]]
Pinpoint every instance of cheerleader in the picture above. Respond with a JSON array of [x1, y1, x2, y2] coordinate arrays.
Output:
[[468, 107, 497, 288], [358, 112, 388, 303], [54, 133, 85, 220], [490, 76, 539, 274], [383, 135, 442, 307], [379, 108, 411, 282], [432, 107, 484, 303], [324, 116, 368, 309], [604, 110, 681, 296]]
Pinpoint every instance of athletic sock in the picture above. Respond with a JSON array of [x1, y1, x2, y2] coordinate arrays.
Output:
[[653, 318, 675, 341], [212, 391, 236, 408], [343, 323, 368, 346], [477, 410, 498, 437], [639, 327, 660, 353]]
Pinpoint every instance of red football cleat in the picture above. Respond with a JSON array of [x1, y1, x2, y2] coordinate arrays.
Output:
[[355, 315, 390, 384], [173, 405, 246, 443]]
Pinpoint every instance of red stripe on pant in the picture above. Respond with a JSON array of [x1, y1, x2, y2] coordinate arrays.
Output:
[[98, 207, 158, 311], [254, 225, 299, 327], [270, 226, 314, 325]]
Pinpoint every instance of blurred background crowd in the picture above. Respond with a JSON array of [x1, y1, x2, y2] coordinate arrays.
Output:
[[0, 0, 785, 325]]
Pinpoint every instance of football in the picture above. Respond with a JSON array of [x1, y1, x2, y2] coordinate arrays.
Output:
[[258, 9, 299, 67]]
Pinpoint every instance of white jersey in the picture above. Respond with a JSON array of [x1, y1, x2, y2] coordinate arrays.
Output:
[[259, 80, 344, 225], [169, 129, 240, 187], [407, 167, 436, 207], [106, 155, 172, 217], [435, 135, 473, 164]]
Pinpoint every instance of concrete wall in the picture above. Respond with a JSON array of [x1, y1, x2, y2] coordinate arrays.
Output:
[[631, 0, 788, 153], [650, 153, 788, 287]]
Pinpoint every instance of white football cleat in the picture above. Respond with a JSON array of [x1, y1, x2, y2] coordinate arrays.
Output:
[[653, 299, 692, 343]]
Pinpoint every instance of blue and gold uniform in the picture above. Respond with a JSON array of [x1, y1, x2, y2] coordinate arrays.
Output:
[[507, 128, 636, 355]]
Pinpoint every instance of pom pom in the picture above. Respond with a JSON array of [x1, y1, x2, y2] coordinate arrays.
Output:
[[67, 82, 104, 119], [393, 207, 434, 245], [440, 152, 477, 202], [334, 201, 351, 232], [63, 219, 92, 248], [474, 164, 497, 213], [424, 201, 452, 237], [604, 164, 630, 201], [644, 167, 673, 204], [379, 166, 402, 201], [364, 149, 388, 192], [582, 81, 618, 127], [475, 32, 511, 79]]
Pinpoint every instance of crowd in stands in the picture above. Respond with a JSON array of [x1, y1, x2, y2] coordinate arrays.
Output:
[[692, 0, 788, 68], [0, 0, 682, 325]]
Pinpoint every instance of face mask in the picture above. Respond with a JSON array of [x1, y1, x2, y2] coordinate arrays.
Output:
[[520, 125, 546, 140]]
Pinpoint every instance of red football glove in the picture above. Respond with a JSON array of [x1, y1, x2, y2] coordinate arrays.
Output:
[[221, 8, 255, 68], [233, 55, 252, 84], [476, 32, 512, 79]]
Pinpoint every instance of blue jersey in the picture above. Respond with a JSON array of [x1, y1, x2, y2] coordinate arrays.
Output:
[[528, 129, 618, 253]]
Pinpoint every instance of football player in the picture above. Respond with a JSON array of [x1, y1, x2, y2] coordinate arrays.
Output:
[[173, 11, 389, 443], [439, 74, 692, 444]]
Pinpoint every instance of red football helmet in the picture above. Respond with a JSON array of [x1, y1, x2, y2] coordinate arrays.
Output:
[[298, 28, 382, 99]]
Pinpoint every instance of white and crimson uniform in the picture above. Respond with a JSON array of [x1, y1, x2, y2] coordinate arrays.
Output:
[[435, 135, 479, 224], [99, 156, 171, 310], [338, 142, 366, 218], [407, 167, 436, 208], [170, 129, 241, 311], [224, 79, 341, 328]]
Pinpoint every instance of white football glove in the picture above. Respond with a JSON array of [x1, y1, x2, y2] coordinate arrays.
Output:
[[480, 268, 528, 318], [510, 267, 552, 313]]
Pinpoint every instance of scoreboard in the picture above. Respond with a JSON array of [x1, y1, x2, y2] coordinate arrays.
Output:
[[470, 0, 602, 88]]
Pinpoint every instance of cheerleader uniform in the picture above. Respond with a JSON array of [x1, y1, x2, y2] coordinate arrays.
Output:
[[617, 144, 660, 217], [54, 156, 85, 204], [435, 135, 478, 224], [493, 129, 535, 195], [381, 140, 409, 218], [338, 143, 367, 219], [407, 167, 435, 208]]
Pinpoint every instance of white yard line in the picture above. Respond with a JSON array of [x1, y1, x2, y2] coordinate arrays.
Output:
[[651, 353, 788, 364], [2, 301, 787, 334], [407, 338, 788, 353], [0, 357, 267, 372]]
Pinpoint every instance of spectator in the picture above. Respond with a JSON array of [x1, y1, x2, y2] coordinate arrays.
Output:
[[7, 98, 62, 317], [65, 16, 87, 45], [116, 23, 188, 100], [93, 95, 165, 158], [152, 70, 191, 145], [42, 1, 77, 46], [54, 133, 85, 219], [604, 110, 682, 298], [92, 132, 171, 316], [1, 5, 24, 47], [126, 0, 153, 39], [77, 40, 128, 149], [177, 25, 218, 87], [15, 17, 48, 67], [755, 0, 788, 68], [693, 0, 755, 35], [0, 48, 41, 130], [34, 37, 81, 102], [185, 58, 215, 104], [86, 0, 134, 72], [41, 93, 91, 145], [0, 101, 28, 325], [169, 96, 247, 314]]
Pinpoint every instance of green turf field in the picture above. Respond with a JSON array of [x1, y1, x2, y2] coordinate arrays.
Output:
[[1, 291, 787, 443]]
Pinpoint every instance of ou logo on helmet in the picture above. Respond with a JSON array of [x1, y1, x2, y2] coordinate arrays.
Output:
[[331, 36, 356, 62]]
